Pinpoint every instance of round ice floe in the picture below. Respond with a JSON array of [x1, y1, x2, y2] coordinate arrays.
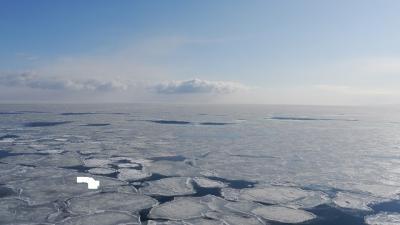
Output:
[[251, 205, 316, 223], [205, 211, 264, 225], [148, 197, 209, 220], [365, 212, 400, 225], [88, 167, 116, 175], [333, 192, 379, 211], [141, 177, 195, 196], [117, 168, 152, 181], [69, 192, 157, 214], [83, 158, 111, 167], [56, 211, 139, 225], [185, 218, 225, 225], [240, 186, 311, 204], [193, 177, 227, 188], [286, 191, 330, 209], [37, 149, 65, 154], [118, 163, 141, 168]]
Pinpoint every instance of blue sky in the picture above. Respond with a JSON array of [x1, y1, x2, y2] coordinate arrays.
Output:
[[1, 0, 400, 104]]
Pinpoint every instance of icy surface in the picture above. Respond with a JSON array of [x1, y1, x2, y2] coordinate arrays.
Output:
[[193, 177, 227, 188], [118, 168, 152, 181], [0, 198, 56, 224], [141, 177, 196, 196], [56, 211, 140, 225], [365, 212, 400, 225], [88, 167, 117, 175], [149, 197, 209, 220], [206, 211, 264, 225], [83, 158, 112, 168], [252, 205, 316, 223], [333, 192, 381, 211], [2, 104, 400, 224], [68, 192, 158, 214]]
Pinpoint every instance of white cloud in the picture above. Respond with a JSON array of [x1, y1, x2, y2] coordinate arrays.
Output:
[[0, 72, 128, 92], [152, 78, 249, 94]]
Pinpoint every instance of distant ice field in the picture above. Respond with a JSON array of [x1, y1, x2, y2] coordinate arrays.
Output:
[[1, 104, 400, 225]]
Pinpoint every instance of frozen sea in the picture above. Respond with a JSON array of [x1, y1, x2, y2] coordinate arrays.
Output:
[[1, 103, 400, 225]]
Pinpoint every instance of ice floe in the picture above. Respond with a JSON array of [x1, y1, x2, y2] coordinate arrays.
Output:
[[193, 177, 227, 188], [251, 205, 316, 223], [118, 168, 152, 181], [83, 158, 112, 168], [0, 198, 56, 224], [365, 212, 400, 225], [222, 185, 316, 205], [11, 174, 124, 205], [333, 192, 381, 211], [56, 211, 139, 225], [88, 167, 117, 175], [205, 211, 264, 225], [141, 177, 195, 196], [240, 186, 311, 204], [68, 192, 157, 214], [148, 197, 209, 220], [117, 163, 141, 168]]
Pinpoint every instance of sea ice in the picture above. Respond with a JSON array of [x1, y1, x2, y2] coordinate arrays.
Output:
[[184, 218, 225, 225], [56, 211, 140, 225], [333, 192, 380, 211], [221, 188, 240, 201], [148, 197, 209, 220], [239, 186, 312, 204], [141, 177, 196, 196], [251, 205, 316, 223], [83, 158, 112, 168], [13, 173, 124, 205], [365, 212, 400, 225], [193, 177, 227, 188], [88, 167, 117, 175], [0, 198, 56, 224], [68, 192, 157, 214], [146, 160, 201, 177], [205, 211, 265, 225], [118, 163, 141, 168], [36, 152, 82, 167], [285, 191, 330, 209], [118, 168, 152, 181]]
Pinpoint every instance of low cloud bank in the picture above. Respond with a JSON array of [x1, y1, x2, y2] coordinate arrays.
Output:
[[0, 72, 128, 92], [153, 78, 247, 94]]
